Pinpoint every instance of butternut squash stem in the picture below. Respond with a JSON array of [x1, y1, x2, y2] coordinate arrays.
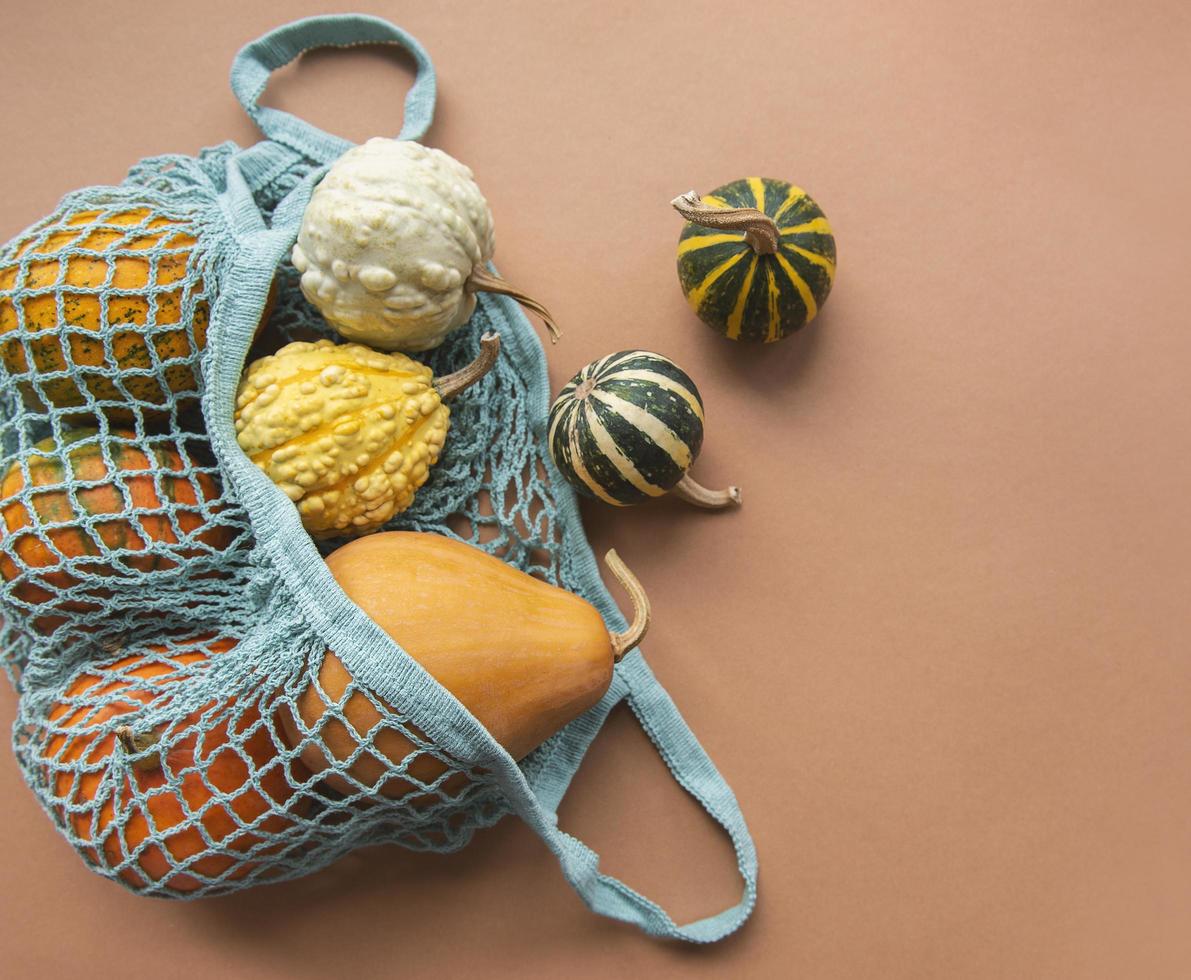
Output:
[[671, 190, 779, 255], [467, 266, 561, 344], [436, 332, 502, 400], [670, 473, 742, 510], [605, 549, 651, 663], [115, 725, 162, 773]]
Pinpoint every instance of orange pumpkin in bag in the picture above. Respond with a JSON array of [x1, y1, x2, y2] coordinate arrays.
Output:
[[41, 638, 310, 893], [0, 208, 209, 416], [0, 429, 232, 633], [0, 205, 276, 418]]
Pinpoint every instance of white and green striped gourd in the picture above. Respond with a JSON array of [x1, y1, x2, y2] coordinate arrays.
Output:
[[547, 350, 740, 509]]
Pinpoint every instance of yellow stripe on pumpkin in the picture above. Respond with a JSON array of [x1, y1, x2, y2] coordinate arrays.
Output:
[[782, 242, 836, 281], [747, 177, 768, 211], [774, 251, 819, 323], [780, 216, 833, 236], [676, 233, 744, 256], [727, 256, 758, 341], [685, 250, 747, 314], [773, 185, 811, 222], [765, 264, 781, 343], [702, 195, 730, 208]]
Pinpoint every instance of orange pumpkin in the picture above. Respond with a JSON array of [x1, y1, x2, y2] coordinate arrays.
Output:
[[0, 207, 210, 416], [42, 638, 310, 893], [0, 429, 232, 633]]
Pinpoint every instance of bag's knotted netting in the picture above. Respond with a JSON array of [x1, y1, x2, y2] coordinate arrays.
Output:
[[0, 142, 583, 896]]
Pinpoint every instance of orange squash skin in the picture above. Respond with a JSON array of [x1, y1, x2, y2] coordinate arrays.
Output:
[[0, 208, 209, 416], [0, 208, 275, 419], [42, 638, 310, 893], [282, 532, 613, 799], [0, 429, 231, 633]]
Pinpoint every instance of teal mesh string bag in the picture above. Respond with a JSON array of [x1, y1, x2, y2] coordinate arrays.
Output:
[[0, 16, 757, 941]]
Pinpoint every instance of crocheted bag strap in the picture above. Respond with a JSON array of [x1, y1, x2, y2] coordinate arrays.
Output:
[[230, 14, 436, 163], [515, 654, 759, 943]]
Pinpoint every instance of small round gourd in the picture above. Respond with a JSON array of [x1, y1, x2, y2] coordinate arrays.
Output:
[[673, 178, 836, 343], [293, 138, 558, 353], [548, 350, 740, 509], [234, 333, 500, 538]]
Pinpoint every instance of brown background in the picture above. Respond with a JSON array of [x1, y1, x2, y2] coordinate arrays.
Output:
[[2, 1, 1189, 976]]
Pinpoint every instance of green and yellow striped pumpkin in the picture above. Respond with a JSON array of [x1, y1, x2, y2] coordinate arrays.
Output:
[[548, 351, 739, 509], [674, 177, 836, 343]]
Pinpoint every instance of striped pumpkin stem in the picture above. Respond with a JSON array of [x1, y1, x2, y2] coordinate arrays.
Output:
[[671, 473, 742, 510], [116, 725, 162, 773], [467, 266, 561, 344], [436, 332, 502, 400], [671, 190, 779, 255], [605, 549, 651, 662]]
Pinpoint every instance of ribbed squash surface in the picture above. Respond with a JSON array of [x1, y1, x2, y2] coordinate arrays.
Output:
[[677, 177, 836, 342], [0, 207, 209, 415]]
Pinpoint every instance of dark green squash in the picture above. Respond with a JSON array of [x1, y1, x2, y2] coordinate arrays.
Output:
[[547, 350, 740, 509], [673, 178, 836, 343]]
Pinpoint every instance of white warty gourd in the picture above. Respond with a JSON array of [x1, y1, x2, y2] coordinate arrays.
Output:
[[292, 138, 558, 352]]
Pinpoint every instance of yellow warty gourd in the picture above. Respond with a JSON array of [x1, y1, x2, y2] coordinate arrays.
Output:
[[234, 334, 499, 538]]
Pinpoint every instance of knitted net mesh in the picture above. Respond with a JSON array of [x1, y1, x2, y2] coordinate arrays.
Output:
[[0, 143, 580, 897]]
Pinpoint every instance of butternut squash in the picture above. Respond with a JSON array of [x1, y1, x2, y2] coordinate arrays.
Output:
[[280, 531, 648, 799]]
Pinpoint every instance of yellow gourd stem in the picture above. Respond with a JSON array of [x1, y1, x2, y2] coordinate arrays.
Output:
[[116, 725, 162, 773], [435, 332, 502, 400], [670, 473, 742, 510], [467, 266, 561, 344], [671, 190, 779, 255], [605, 549, 651, 662]]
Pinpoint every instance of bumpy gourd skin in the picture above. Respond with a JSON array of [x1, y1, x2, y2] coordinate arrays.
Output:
[[234, 340, 449, 538], [292, 138, 496, 352]]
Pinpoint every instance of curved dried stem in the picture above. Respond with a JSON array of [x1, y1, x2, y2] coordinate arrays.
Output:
[[670, 473, 742, 510], [671, 189, 779, 255], [116, 725, 162, 773], [436, 332, 501, 400], [605, 549, 651, 662], [467, 266, 561, 344], [462, 266, 559, 347]]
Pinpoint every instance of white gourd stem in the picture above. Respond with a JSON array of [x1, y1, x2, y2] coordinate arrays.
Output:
[[116, 725, 162, 773], [670, 473, 743, 510], [436, 332, 502, 400], [466, 267, 562, 343], [605, 549, 651, 662], [671, 190, 779, 255]]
